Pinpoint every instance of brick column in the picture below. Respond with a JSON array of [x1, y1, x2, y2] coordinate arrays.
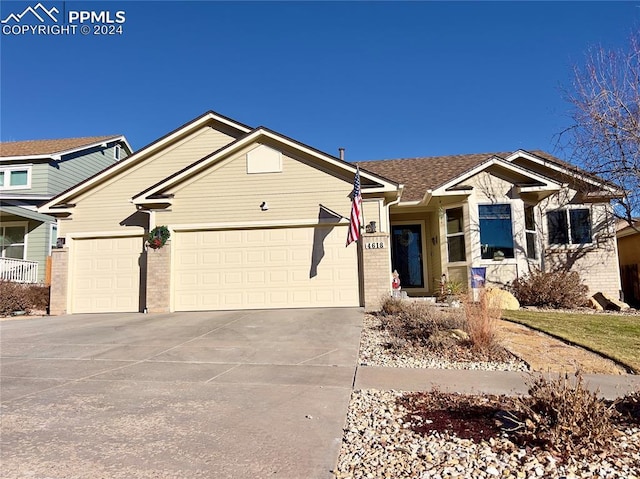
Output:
[[146, 242, 171, 313], [361, 233, 391, 312], [49, 248, 68, 315]]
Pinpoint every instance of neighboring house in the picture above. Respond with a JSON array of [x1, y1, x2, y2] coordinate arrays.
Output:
[[39, 111, 622, 315], [0, 136, 131, 283], [616, 219, 640, 307]]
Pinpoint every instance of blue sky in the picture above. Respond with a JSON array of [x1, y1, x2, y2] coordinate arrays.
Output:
[[1, 1, 638, 161]]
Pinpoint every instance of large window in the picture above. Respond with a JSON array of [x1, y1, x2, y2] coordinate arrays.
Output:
[[446, 207, 466, 262], [0, 166, 31, 189], [479, 204, 514, 260], [547, 208, 592, 245], [0, 224, 27, 259]]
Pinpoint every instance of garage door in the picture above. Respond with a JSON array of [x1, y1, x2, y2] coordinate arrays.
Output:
[[71, 236, 143, 313], [173, 226, 359, 311]]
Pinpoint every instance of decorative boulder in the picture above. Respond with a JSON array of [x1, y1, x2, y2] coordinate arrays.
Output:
[[588, 296, 604, 311], [591, 292, 630, 311], [485, 288, 520, 311]]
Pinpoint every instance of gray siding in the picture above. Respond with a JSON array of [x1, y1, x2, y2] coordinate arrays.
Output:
[[26, 219, 52, 282], [47, 145, 121, 195]]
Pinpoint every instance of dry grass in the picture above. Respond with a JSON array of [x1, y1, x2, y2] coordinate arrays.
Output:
[[464, 291, 502, 356], [378, 295, 510, 362]]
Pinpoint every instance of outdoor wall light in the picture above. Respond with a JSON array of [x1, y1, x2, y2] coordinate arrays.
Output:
[[260, 201, 269, 211], [366, 221, 377, 233]]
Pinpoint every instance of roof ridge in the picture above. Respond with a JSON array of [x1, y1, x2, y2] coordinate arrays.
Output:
[[1, 135, 120, 145]]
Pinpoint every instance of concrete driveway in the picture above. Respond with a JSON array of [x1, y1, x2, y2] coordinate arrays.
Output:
[[0, 308, 363, 479]]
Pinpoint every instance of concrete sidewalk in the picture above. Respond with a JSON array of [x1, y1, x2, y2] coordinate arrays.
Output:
[[355, 365, 640, 399]]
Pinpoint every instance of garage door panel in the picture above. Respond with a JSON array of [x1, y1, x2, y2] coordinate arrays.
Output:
[[173, 226, 359, 311], [71, 237, 142, 314]]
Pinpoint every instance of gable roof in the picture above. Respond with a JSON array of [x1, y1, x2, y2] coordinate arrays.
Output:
[[0, 135, 128, 159], [39, 110, 253, 213], [133, 125, 399, 205], [357, 149, 620, 202], [357, 152, 510, 202]]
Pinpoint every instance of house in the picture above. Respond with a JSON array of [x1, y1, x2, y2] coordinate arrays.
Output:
[[0, 136, 131, 283], [39, 111, 623, 315], [617, 219, 640, 307], [358, 151, 623, 302]]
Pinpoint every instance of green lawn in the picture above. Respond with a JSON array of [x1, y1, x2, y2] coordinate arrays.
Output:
[[502, 310, 640, 373]]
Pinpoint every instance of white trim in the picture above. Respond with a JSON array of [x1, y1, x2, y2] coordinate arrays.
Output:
[[48, 223, 58, 255], [133, 128, 398, 204], [506, 150, 621, 193], [170, 218, 349, 232], [0, 221, 28, 260], [0, 164, 32, 190], [40, 113, 251, 212], [66, 230, 144, 240], [0, 194, 51, 201], [431, 156, 563, 197]]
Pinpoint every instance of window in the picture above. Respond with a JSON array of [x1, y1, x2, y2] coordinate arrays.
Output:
[[0, 224, 27, 259], [49, 224, 58, 254], [446, 207, 466, 262], [525, 205, 537, 259], [114, 144, 121, 161], [479, 204, 514, 260], [547, 208, 592, 245], [0, 166, 31, 189]]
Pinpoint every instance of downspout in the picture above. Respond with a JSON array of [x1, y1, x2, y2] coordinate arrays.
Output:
[[136, 206, 155, 313], [384, 184, 405, 280]]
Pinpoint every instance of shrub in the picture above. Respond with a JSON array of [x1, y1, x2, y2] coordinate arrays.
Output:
[[464, 291, 502, 355], [513, 372, 617, 459], [0, 281, 50, 316], [378, 297, 465, 348], [509, 269, 588, 309]]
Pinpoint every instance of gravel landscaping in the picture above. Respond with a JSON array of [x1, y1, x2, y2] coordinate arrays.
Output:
[[359, 314, 528, 372], [334, 310, 640, 479], [335, 389, 640, 479]]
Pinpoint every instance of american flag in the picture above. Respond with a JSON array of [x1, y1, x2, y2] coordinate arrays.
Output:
[[346, 167, 363, 247]]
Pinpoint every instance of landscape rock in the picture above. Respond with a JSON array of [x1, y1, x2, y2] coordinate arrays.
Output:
[[592, 292, 630, 311], [485, 288, 520, 311], [588, 296, 604, 311], [449, 329, 470, 341]]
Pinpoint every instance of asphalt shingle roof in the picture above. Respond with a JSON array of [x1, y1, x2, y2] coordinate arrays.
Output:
[[357, 150, 584, 202], [0, 136, 120, 158]]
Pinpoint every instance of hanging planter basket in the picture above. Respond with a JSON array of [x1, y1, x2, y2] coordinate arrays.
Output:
[[147, 226, 170, 250]]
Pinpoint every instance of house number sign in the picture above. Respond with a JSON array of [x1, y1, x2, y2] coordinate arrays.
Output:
[[365, 241, 385, 249]]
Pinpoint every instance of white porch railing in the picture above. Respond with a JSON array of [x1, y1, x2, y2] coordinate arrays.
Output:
[[0, 258, 39, 284]]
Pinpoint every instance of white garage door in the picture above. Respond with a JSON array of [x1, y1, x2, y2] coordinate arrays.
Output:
[[173, 226, 360, 311], [71, 236, 142, 313]]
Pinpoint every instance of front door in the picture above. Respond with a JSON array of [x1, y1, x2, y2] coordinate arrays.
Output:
[[391, 224, 424, 289]]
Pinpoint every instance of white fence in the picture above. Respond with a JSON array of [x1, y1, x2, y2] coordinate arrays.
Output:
[[0, 258, 39, 284]]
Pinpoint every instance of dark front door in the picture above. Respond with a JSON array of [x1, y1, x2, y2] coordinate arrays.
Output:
[[391, 224, 424, 288]]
